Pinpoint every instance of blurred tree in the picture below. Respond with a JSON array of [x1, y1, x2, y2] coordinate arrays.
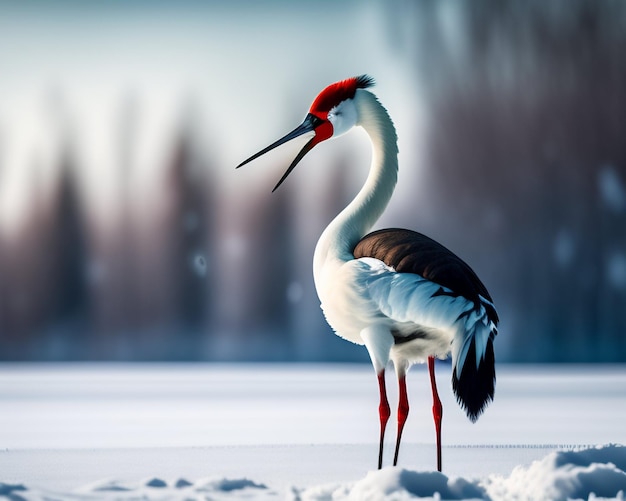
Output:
[[164, 109, 214, 359], [45, 155, 90, 357], [234, 186, 294, 359], [0, 146, 89, 360]]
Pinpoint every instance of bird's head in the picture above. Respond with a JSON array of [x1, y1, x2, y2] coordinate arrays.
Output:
[[236, 74, 375, 191]]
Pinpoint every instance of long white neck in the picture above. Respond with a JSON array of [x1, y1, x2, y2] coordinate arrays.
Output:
[[313, 90, 399, 277]]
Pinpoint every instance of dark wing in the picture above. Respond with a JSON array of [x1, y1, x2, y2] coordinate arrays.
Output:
[[353, 228, 498, 325], [354, 228, 498, 421]]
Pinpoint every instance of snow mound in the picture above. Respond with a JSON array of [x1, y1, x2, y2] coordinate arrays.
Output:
[[485, 444, 626, 501], [194, 477, 267, 492], [290, 468, 485, 500], [0, 482, 27, 496], [293, 445, 626, 501]]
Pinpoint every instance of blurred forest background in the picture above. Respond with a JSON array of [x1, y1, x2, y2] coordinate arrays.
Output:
[[0, 0, 624, 362]]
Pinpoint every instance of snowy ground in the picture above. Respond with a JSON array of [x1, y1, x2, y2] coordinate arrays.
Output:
[[1, 363, 625, 500]]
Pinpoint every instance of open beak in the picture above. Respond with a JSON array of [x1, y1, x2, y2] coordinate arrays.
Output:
[[236, 113, 323, 192]]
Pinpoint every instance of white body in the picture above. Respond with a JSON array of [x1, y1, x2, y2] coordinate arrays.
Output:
[[313, 89, 494, 376]]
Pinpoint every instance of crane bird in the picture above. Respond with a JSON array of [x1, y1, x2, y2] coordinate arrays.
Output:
[[237, 75, 498, 472]]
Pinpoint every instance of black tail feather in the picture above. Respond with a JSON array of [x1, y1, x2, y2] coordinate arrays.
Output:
[[452, 337, 496, 422]]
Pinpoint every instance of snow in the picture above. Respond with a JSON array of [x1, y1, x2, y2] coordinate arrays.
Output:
[[291, 446, 626, 499], [484, 445, 626, 501], [1, 363, 625, 500]]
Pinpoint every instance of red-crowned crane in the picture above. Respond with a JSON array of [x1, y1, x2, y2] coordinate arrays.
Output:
[[237, 75, 498, 472]]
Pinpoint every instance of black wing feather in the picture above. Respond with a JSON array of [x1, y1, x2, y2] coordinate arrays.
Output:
[[452, 336, 496, 422]]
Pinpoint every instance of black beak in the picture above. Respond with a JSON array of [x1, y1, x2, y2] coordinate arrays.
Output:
[[236, 113, 323, 192]]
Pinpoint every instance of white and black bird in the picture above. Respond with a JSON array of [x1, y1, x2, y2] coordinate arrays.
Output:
[[237, 75, 498, 472]]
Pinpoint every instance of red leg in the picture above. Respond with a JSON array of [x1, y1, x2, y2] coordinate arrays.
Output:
[[376, 371, 391, 469], [428, 356, 443, 472], [393, 375, 409, 466]]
